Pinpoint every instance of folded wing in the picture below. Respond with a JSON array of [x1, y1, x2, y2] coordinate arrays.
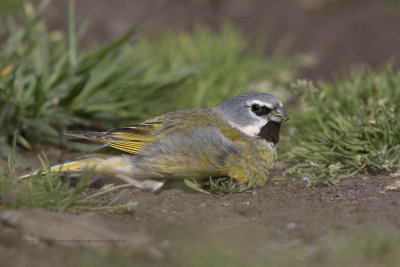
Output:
[[64, 122, 163, 154]]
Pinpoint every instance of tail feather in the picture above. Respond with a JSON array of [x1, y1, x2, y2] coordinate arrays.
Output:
[[19, 160, 87, 179], [64, 131, 108, 143], [19, 156, 123, 179], [18, 156, 165, 192]]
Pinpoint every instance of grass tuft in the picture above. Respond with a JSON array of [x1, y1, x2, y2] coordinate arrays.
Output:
[[282, 66, 400, 185], [184, 176, 258, 194], [0, 138, 136, 213]]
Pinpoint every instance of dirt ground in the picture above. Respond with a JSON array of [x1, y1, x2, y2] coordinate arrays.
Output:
[[2, 0, 400, 265], [2, 167, 400, 266]]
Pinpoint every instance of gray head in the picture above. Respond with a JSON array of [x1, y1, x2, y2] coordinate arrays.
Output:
[[216, 92, 289, 144]]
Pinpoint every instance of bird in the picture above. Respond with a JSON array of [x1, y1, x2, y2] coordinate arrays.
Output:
[[21, 93, 289, 191]]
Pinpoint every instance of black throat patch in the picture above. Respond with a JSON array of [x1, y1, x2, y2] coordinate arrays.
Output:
[[258, 121, 281, 144]]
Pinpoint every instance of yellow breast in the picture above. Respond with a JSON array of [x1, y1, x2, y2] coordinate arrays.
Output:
[[227, 138, 276, 186]]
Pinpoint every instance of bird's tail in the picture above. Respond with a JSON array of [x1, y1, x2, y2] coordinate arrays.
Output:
[[19, 156, 165, 191], [19, 159, 90, 179]]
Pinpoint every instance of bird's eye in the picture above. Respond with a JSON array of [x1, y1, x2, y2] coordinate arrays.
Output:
[[251, 104, 271, 116], [251, 104, 260, 112]]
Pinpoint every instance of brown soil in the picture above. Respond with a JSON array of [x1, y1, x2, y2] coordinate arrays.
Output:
[[2, 167, 400, 265], [113, 173, 400, 257]]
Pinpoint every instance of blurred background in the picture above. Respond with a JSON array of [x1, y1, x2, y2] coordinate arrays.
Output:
[[42, 0, 400, 80]]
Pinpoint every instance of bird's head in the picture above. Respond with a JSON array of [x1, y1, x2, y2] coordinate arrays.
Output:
[[217, 92, 289, 145]]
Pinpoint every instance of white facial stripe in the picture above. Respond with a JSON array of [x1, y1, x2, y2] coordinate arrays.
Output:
[[247, 100, 273, 109], [228, 120, 265, 137]]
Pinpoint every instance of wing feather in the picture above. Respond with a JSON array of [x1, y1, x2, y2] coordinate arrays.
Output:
[[64, 109, 236, 155], [64, 122, 162, 154]]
